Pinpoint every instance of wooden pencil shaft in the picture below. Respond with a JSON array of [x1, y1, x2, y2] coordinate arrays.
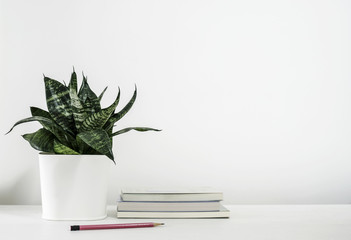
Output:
[[71, 222, 164, 231]]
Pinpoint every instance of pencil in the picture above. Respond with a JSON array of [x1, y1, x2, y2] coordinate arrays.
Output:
[[70, 222, 164, 231]]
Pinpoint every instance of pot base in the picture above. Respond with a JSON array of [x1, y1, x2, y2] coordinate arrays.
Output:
[[42, 214, 107, 221]]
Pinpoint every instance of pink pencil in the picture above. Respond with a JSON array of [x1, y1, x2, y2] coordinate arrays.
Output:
[[71, 222, 164, 231]]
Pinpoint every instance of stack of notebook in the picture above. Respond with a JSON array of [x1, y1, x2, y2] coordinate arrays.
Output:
[[117, 187, 230, 218]]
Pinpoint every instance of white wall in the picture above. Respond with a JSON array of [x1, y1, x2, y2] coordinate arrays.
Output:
[[1, 0, 351, 205]]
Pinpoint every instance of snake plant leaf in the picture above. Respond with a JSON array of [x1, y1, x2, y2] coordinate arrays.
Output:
[[70, 92, 87, 131], [104, 86, 137, 131], [80, 92, 120, 132], [82, 99, 96, 115], [86, 95, 101, 113], [78, 75, 101, 113], [30, 107, 76, 149], [30, 107, 52, 119], [54, 140, 79, 155], [78, 75, 89, 103], [111, 127, 161, 137], [68, 71, 78, 93], [22, 128, 55, 152], [69, 73, 87, 131], [75, 135, 98, 154], [79, 91, 99, 115], [77, 129, 114, 162], [44, 77, 75, 134], [98, 86, 108, 102], [6, 116, 57, 135]]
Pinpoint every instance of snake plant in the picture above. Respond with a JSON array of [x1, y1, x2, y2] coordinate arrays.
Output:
[[7, 70, 160, 163]]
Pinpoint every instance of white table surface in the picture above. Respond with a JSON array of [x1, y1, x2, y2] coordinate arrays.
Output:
[[0, 205, 350, 240]]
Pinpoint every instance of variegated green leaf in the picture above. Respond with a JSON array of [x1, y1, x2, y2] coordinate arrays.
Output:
[[77, 129, 114, 162], [30, 107, 76, 149], [75, 136, 98, 154], [30, 107, 52, 119], [104, 86, 136, 131], [82, 99, 96, 115], [44, 77, 75, 134], [68, 70, 78, 93], [22, 128, 55, 152], [54, 140, 79, 155], [111, 127, 161, 137], [70, 93, 87, 131], [6, 116, 57, 135], [78, 75, 89, 103], [80, 92, 120, 132], [78, 75, 101, 113], [69, 72, 87, 131], [98, 86, 108, 102]]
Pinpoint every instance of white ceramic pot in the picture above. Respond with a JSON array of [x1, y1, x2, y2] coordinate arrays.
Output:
[[38, 153, 112, 220]]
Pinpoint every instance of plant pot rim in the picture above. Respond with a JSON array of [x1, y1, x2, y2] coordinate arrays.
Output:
[[39, 152, 104, 156]]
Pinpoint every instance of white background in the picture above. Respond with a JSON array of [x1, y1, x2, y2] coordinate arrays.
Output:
[[1, 0, 351, 205]]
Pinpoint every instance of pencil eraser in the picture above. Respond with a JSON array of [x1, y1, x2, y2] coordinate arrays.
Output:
[[71, 225, 80, 231]]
